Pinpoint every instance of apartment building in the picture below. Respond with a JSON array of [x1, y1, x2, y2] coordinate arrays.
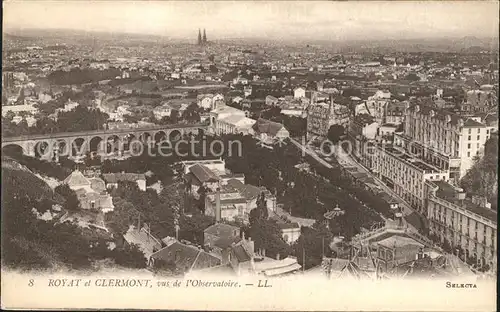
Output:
[[396, 104, 488, 182], [372, 144, 449, 213], [425, 180, 497, 272], [307, 102, 350, 141]]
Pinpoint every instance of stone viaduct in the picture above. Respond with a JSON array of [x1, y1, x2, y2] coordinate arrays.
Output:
[[1, 123, 208, 161]]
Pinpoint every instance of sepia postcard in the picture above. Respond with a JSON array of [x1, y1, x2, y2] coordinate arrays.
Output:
[[1, 0, 498, 310]]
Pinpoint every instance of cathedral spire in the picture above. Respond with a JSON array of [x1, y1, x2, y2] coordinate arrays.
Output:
[[197, 29, 202, 45], [202, 29, 207, 44]]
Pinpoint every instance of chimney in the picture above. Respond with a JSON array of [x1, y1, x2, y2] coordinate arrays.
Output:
[[455, 188, 466, 200], [215, 188, 221, 222]]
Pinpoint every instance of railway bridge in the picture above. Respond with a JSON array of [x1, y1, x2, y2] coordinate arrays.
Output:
[[1, 123, 208, 161]]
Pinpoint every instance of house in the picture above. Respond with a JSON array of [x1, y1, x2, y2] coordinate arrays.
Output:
[[197, 94, 214, 110], [153, 104, 173, 120], [294, 87, 306, 99], [252, 118, 290, 145], [278, 222, 301, 244], [2, 104, 39, 117], [185, 163, 221, 195], [203, 222, 256, 276], [205, 179, 276, 223], [232, 76, 249, 86], [204, 223, 241, 249], [226, 237, 255, 275], [266, 95, 279, 106], [63, 170, 114, 213], [243, 85, 253, 97], [102, 173, 147, 191], [148, 239, 221, 274], [232, 96, 244, 105]]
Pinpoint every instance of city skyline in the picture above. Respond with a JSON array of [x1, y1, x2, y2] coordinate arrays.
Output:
[[3, 1, 499, 41]]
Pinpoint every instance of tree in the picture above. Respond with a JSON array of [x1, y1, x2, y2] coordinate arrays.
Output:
[[106, 197, 138, 235], [179, 213, 215, 244], [4, 111, 15, 121], [249, 218, 290, 259], [111, 243, 147, 269], [293, 222, 333, 269], [405, 73, 420, 81], [55, 184, 81, 211], [327, 124, 345, 144], [182, 103, 201, 123], [196, 185, 208, 213]]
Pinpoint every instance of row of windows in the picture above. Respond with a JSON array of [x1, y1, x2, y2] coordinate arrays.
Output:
[[468, 128, 488, 134], [432, 223, 496, 251]]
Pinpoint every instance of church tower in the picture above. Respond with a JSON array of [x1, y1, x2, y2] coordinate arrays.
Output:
[[197, 29, 202, 45], [202, 29, 207, 44]]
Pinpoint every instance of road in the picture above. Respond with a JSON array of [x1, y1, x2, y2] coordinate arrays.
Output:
[[289, 138, 333, 169], [291, 138, 421, 231], [334, 147, 416, 218]]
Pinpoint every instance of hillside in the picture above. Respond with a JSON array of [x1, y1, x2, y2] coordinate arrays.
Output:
[[1, 158, 147, 272]]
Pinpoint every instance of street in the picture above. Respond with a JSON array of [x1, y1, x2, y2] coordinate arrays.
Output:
[[291, 138, 421, 232]]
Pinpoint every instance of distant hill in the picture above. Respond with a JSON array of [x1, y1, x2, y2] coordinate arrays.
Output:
[[3, 32, 37, 41], [3, 28, 168, 43]]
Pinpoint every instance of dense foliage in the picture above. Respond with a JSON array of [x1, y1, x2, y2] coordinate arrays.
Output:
[[47, 68, 121, 85], [460, 135, 498, 209], [2, 164, 147, 271], [3, 105, 110, 137]]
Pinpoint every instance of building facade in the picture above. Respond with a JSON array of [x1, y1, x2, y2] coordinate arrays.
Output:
[[426, 181, 497, 272]]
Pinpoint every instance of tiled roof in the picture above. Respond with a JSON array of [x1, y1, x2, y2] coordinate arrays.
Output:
[[204, 223, 240, 238], [226, 179, 267, 200], [151, 242, 221, 272], [252, 118, 286, 137], [188, 164, 220, 183], [102, 173, 146, 183], [432, 180, 497, 223], [278, 222, 300, 230], [214, 236, 242, 249], [407, 104, 463, 126], [64, 170, 91, 187], [232, 245, 251, 262], [463, 118, 486, 128]]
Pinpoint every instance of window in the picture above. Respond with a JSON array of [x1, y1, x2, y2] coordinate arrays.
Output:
[[468, 129, 472, 134], [477, 135, 480, 141], [487, 129, 490, 134], [468, 135, 471, 141], [468, 143, 471, 149], [467, 152, 470, 157]]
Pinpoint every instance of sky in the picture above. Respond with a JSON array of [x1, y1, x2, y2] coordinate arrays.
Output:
[[3, 1, 499, 41]]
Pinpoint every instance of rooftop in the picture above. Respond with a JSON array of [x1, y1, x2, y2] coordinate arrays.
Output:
[[102, 173, 146, 183], [204, 223, 240, 238], [431, 180, 497, 223], [252, 118, 286, 137], [188, 164, 220, 183], [150, 241, 221, 272]]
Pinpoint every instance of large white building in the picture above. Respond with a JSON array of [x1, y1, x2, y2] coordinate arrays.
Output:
[[209, 101, 256, 135], [368, 105, 490, 214], [396, 105, 489, 181]]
